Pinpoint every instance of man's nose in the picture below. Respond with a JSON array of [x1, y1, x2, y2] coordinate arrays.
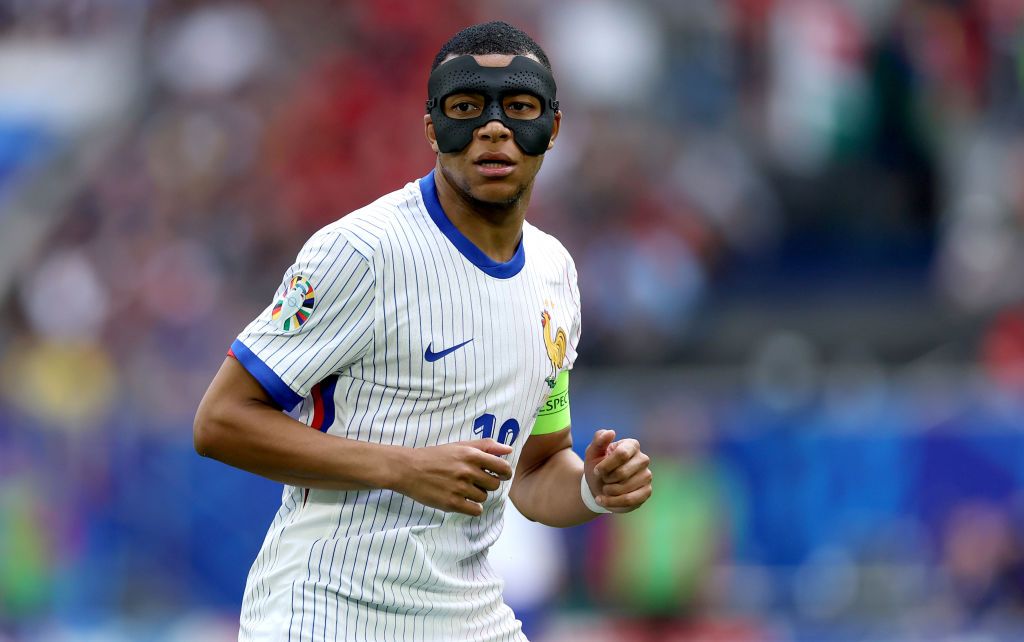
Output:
[[475, 119, 512, 144]]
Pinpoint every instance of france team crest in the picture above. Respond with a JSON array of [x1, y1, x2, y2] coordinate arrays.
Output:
[[272, 275, 315, 332], [541, 309, 567, 388]]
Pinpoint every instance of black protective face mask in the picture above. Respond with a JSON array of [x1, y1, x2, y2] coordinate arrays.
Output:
[[426, 55, 559, 156]]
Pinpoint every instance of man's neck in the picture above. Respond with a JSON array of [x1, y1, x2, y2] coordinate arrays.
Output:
[[435, 165, 531, 264]]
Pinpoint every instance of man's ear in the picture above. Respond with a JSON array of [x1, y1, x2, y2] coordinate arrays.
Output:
[[547, 110, 562, 151], [424, 114, 440, 154]]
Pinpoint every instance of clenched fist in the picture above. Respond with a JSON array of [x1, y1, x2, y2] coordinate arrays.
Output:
[[583, 429, 653, 513]]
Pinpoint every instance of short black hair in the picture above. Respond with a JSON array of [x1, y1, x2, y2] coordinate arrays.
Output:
[[431, 21, 552, 72]]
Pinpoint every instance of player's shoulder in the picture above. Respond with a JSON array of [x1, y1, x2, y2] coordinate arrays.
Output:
[[313, 180, 422, 260], [523, 220, 578, 276]]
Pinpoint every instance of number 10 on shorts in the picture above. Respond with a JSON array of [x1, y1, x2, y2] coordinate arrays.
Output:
[[473, 413, 520, 446]]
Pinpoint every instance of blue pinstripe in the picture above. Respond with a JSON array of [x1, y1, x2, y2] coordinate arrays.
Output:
[[278, 251, 369, 382], [388, 199, 438, 641], [404, 197, 455, 639], [243, 486, 297, 626], [350, 219, 403, 641], [333, 218, 393, 641], [369, 201, 423, 641], [255, 233, 349, 370], [237, 179, 578, 641]]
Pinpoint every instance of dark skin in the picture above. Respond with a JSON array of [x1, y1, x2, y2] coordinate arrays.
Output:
[[425, 53, 558, 263], [193, 53, 652, 524]]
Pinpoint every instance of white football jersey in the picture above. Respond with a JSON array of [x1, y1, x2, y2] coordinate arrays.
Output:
[[231, 171, 581, 642]]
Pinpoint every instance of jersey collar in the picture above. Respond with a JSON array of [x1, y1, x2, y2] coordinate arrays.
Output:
[[418, 170, 526, 279]]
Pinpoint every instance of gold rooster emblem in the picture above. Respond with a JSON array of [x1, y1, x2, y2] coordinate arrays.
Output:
[[541, 309, 567, 388]]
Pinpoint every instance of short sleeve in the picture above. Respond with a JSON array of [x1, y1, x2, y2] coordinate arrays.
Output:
[[231, 230, 375, 411], [564, 253, 582, 371]]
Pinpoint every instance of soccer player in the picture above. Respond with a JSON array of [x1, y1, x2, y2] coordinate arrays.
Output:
[[194, 21, 654, 641]]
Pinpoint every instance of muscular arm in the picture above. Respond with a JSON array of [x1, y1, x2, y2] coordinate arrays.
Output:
[[194, 357, 393, 490], [194, 357, 513, 515], [508, 427, 596, 527], [510, 424, 654, 527]]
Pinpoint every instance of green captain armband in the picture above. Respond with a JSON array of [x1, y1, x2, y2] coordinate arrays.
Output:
[[532, 370, 571, 435]]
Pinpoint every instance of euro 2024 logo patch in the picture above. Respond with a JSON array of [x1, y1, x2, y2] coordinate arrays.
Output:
[[272, 275, 315, 332]]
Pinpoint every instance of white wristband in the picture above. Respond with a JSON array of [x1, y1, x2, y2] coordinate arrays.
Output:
[[581, 474, 612, 514]]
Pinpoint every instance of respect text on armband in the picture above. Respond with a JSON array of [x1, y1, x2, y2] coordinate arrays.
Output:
[[538, 389, 569, 416]]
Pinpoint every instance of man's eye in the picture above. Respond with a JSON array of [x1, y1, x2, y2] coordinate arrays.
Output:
[[504, 100, 540, 118], [453, 102, 477, 112]]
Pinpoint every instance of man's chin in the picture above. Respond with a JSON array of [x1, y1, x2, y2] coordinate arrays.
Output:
[[438, 163, 527, 210], [470, 181, 523, 206]]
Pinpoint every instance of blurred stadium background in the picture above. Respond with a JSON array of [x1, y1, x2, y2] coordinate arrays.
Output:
[[2, 0, 1024, 640]]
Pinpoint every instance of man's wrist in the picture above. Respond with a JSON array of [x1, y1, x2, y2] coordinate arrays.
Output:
[[580, 473, 611, 514], [374, 444, 408, 491], [343, 441, 406, 491]]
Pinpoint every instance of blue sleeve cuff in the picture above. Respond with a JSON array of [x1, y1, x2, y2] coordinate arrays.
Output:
[[230, 339, 304, 411]]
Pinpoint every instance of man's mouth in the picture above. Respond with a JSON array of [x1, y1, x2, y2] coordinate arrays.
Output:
[[474, 153, 517, 178], [475, 153, 515, 167]]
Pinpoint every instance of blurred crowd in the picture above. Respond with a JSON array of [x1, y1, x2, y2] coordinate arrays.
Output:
[[1, 0, 1024, 640]]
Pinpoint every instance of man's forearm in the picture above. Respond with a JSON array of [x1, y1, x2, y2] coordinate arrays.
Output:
[[196, 357, 517, 516], [195, 394, 394, 491], [509, 446, 601, 527]]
